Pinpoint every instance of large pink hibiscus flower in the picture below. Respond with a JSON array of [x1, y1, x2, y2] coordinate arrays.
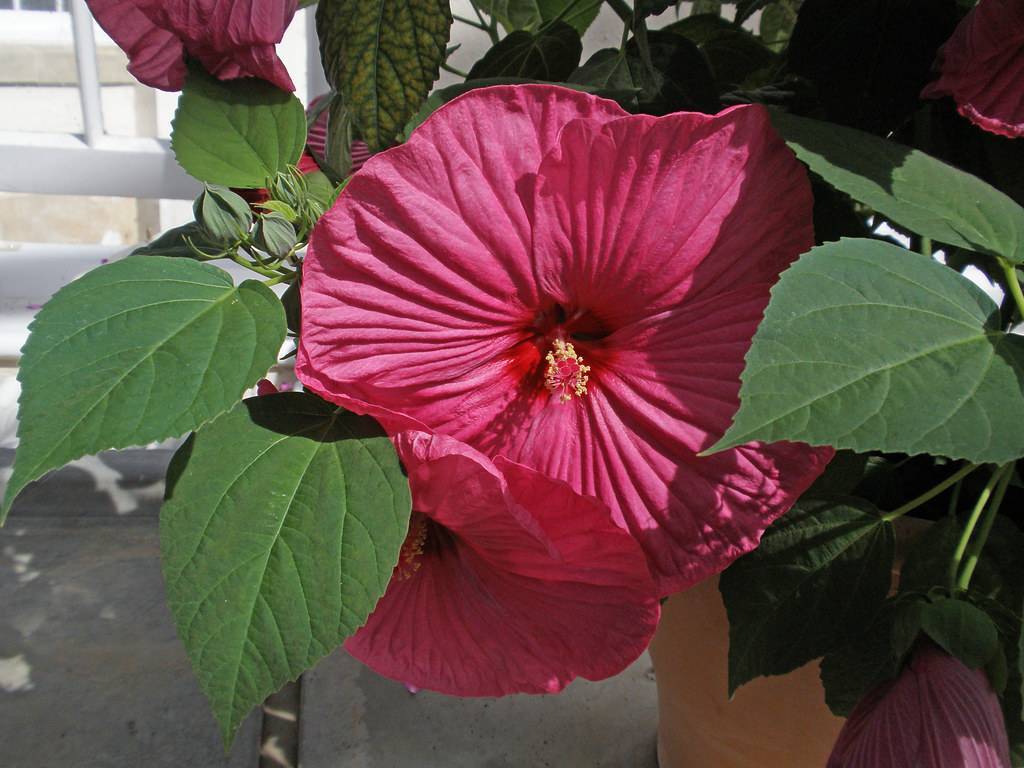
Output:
[[345, 431, 660, 695], [827, 644, 1011, 767], [922, 0, 1024, 138], [296, 85, 833, 595], [87, 0, 296, 92]]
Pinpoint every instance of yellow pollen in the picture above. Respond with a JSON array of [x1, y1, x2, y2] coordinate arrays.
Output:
[[544, 339, 591, 404], [394, 515, 428, 581]]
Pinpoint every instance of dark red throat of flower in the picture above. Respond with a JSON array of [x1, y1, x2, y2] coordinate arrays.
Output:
[[392, 513, 454, 581]]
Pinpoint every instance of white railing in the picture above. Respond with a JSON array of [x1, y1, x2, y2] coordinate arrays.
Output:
[[0, 0, 328, 201]]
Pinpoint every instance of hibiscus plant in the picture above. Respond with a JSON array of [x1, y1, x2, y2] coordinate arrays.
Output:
[[2, 0, 1024, 764]]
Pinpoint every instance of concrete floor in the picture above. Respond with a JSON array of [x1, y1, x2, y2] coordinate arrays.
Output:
[[0, 448, 660, 768]]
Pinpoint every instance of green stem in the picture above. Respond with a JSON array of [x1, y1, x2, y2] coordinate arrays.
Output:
[[441, 62, 469, 78], [230, 253, 280, 278], [604, 0, 633, 23], [948, 465, 1004, 589], [264, 272, 297, 288], [453, 13, 488, 30], [487, 11, 500, 44], [957, 464, 1014, 591], [619, 15, 631, 49], [881, 462, 980, 522], [920, 236, 933, 259], [1000, 258, 1024, 320]]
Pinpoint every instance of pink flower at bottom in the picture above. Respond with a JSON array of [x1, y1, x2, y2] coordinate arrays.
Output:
[[345, 431, 660, 696], [296, 84, 832, 596], [306, 95, 373, 175], [922, 0, 1024, 138], [86, 0, 296, 92], [827, 645, 1011, 768]]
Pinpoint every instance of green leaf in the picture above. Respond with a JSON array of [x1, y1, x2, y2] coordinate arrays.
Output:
[[820, 601, 903, 716], [759, 0, 799, 52], [475, 0, 541, 31], [317, 0, 452, 150], [920, 597, 1000, 669], [785, 0, 957, 135], [1, 256, 286, 523], [736, 0, 770, 23], [161, 392, 412, 744], [193, 185, 253, 242], [536, 0, 600, 34], [663, 14, 776, 91], [255, 214, 297, 260], [171, 68, 306, 188], [770, 110, 1024, 263], [569, 49, 642, 105], [130, 222, 226, 260], [711, 239, 1024, 463], [898, 515, 960, 593], [720, 497, 895, 694], [634, 0, 675, 18], [468, 22, 582, 81]]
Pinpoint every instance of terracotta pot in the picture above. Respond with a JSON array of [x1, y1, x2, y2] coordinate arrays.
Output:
[[649, 575, 844, 768]]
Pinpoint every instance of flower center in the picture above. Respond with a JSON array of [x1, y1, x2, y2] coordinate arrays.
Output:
[[544, 339, 591, 403], [393, 513, 429, 581]]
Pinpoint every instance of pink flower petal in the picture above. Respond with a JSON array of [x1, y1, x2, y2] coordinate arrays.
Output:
[[503, 285, 832, 593], [88, 0, 186, 91], [297, 85, 626, 432], [828, 644, 1011, 767], [297, 85, 828, 596], [922, 0, 1024, 138], [87, 0, 296, 92], [344, 431, 659, 696], [529, 104, 816, 324]]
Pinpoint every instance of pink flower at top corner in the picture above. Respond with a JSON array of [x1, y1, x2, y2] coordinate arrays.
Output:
[[295, 84, 833, 597], [86, 0, 296, 92], [345, 430, 660, 696], [827, 644, 1011, 768], [922, 0, 1024, 138]]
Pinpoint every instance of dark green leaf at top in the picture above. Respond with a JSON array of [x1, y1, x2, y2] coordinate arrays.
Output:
[[634, 0, 675, 19], [468, 22, 583, 82], [820, 600, 904, 716], [171, 67, 306, 188], [785, 0, 958, 135], [735, 0, 771, 23], [720, 497, 895, 694], [770, 111, 1024, 263], [317, 0, 452, 150], [919, 598, 1001, 669], [663, 14, 776, 91], [161, 392, 412, 744], [1, 256, 286, 523], [569, 49, 644, 107], [627, 31, 719, 115], [711, 239, 1024, 462], [475, 0, 541, 31], [759, 0, 800, 53], [536, 0, 601, 35]]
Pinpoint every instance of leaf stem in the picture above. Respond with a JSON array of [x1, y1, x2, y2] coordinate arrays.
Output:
[[881, 462, 980, 522], [440, 62, 469, 78], [1000, 258, 1024, 321], [453, 13, 489, 30], [956, 464, 1013, 591], [264, 272, 296, 288], [230, 253, 280, 278], [605, 0, 633, 23], [947, 465, 1004, 589]]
